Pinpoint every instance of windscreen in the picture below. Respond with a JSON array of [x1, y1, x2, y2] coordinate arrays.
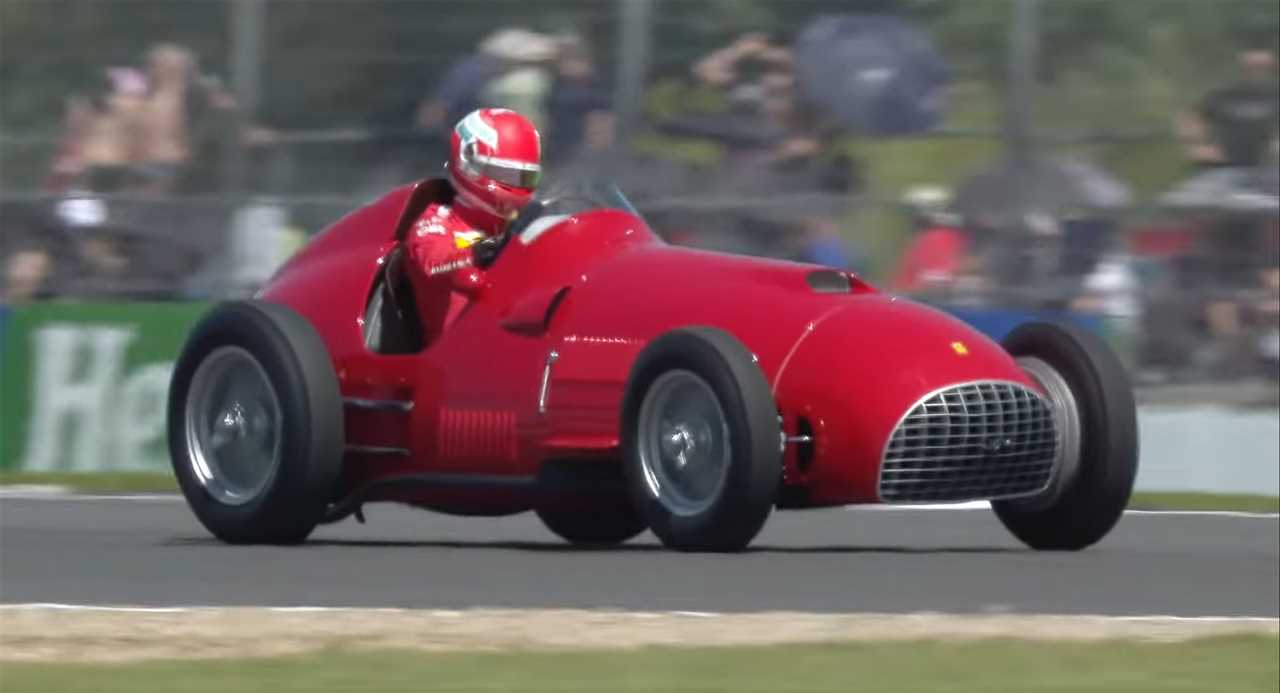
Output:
[[528, 180, 641, 221]]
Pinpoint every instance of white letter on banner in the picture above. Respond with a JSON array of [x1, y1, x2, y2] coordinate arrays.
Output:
[[21, 324, 135, 472], [113, 362, 174, 471]]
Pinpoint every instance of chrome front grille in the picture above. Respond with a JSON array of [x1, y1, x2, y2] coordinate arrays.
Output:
[[879, 382, 1058, 503]]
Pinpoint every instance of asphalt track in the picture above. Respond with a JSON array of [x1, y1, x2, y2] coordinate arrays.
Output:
[[1, 496, 1276, 616]]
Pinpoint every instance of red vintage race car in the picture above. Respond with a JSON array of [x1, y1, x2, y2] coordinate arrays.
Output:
[[167, 179, 1138, 552]]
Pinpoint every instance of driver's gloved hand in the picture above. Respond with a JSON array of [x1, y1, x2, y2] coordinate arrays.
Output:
[[471, 233, 506, 269]]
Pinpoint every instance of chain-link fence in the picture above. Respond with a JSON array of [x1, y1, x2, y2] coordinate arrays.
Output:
[[1, 0, 1277, 392]]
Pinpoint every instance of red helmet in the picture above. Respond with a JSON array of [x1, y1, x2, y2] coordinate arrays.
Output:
[[448, 108, 542, 229]]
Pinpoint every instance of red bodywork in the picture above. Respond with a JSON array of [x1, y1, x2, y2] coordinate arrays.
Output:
[[261, 181, 1040, 514]]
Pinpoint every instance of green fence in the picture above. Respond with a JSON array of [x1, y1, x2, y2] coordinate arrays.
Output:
[[0, 302, 209, 472]]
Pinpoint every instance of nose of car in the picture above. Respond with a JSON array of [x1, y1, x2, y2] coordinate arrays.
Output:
[[769, 296, 1039, 503]]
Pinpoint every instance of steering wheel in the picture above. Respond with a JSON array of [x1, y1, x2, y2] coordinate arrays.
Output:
[[476, 197, 557, 269], [507, 194, 606, 237], [506, 199, 547, 237]]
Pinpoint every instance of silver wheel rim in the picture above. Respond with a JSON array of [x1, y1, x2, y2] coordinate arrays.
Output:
[[636, 370, 732, 517], [184, 346, 283, 506], [1013, 356, 1082, 510]]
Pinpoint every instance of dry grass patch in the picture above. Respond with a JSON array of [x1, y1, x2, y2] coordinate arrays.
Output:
[[1, 607, 1276, 663]]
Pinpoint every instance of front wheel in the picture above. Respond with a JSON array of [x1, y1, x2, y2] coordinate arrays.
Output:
[[994, 322, 1138, 550], [621, 327, 781, 552], [168, 301, 344, 544]]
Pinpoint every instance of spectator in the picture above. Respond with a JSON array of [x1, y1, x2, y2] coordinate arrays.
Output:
[[677, 32, 798, 150], [691, 33, 854, 189], [133, 43, 200, 192], [182, 71, 262, 194], [892, 186, 971, 294], [1164, 50, 1279, 343], [1200, 227, 1280, 379], [45, 67, 148, 194], [779, 111, 863, 271], [45, 93, 95, 192], [1071, 253, 1141, 320], [2, 240, 55, 303], [47, 50, 251, 197], [1258, 265, 1280, 380], [680, 32, 862, 269], [46, 194, 131, 298], [1070, 251, 1143, 367], [133, 43, 243, 193], [1178, 49, 1279, 169], [547, 34, 614, 163], [414, 29, 511, 132], [797, 215, 860, 271], [692, 31, 793, 117], [478, 29, 558, 134]]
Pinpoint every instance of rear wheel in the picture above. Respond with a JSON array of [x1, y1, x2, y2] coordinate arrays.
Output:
[[994, 322, 1138, 550], [621, 327, 781, 552], [535, 504, 647, 545], [534, 461, 647, 545], [168, 301, 343, 544]]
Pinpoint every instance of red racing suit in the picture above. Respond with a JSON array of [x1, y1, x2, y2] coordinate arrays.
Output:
[[403, 202, 496, 337]]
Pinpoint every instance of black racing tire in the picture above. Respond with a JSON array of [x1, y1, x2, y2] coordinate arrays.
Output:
[[621, 326, 781, 552], [534, 503, 647, 546], [534, 461, 648, 545], [168, 300, 344, 544], [994, 322, 1138, 550]]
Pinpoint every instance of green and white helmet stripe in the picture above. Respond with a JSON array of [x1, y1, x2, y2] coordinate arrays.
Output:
[[457, 110, 499, 150]]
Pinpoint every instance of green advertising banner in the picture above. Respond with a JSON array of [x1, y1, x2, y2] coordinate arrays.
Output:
[[0, 302, 209, 472], [0, 305, 9, 377]]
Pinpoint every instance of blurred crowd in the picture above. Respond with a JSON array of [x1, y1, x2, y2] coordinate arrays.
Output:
[[414, 27, 615, 167], [1, 18, 1277, 384], [43, 42, 271, 196], [885, 48, 1279, 382], [5, 42, 280, 303], [653, 31, 861, 270]]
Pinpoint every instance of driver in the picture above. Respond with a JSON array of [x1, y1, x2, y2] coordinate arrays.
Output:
[[405, 107, 542, 327]]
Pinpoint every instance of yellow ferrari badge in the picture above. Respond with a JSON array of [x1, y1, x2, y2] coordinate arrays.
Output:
[[454, 231, 484, 249], [950, 341, 969, 356]]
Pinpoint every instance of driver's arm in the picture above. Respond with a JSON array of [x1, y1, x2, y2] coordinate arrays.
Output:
[[406, 230, 487, 295]]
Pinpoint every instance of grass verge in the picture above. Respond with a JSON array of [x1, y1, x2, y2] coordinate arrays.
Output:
[[1, 472, 1276, 513], [1129, 492, 1280, 514], [0, 471, 177, 493], [1, 637, 1275, 693]]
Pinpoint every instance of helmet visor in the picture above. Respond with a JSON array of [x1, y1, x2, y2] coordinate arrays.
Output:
[[472, 152, 541, 190]]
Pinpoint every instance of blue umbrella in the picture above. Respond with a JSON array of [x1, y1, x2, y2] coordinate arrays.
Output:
[[792, 14, 950, 136]]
